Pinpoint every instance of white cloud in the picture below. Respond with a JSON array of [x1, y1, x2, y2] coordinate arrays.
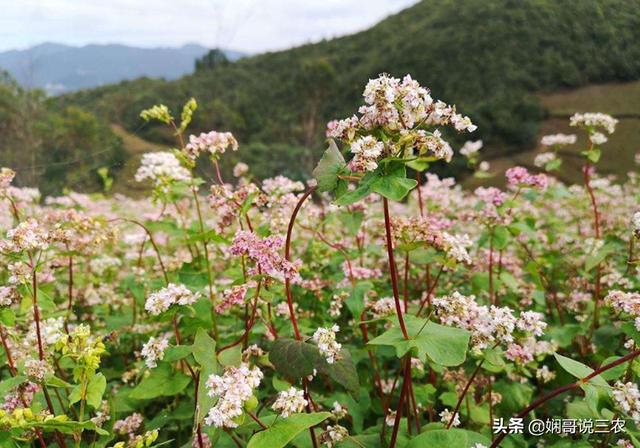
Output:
[[0, 0, 418, 53]]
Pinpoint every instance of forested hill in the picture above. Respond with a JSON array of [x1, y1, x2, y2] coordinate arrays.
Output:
[[59, 0, 640, 181]]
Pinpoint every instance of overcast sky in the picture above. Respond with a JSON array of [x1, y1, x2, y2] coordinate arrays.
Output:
[[0, 0, 418, 53]]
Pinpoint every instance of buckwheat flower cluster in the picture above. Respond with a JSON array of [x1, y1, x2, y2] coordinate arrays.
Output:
[[505, 166, 548, 189], [113, 412, 143, 438], [272, 387, 308, 417], [140, 336, 169, 368], [1, 218, 50, 252], [204, 363, 263, 428], [319, 425, 349, 447], [474, 187, 506, 207], [184, 131, 238, 160], [349, 135, 384, 172], [590, 132, 608, 145], [229, 230, 301, 282], [134, 152, 191, 186], [261, 176, 305, 196], [434, 291, 547, 357], [439, 232, 473, 264], [439, 409, 460, 427], [570, 112, 618, 135], [604, 290, 640, 330], [144, 283, 200, 316], [312, 325, 342, 364], [534, 152, 557, 168], [1, 382, 39, 411], [233, 162, 249, 178], [24, 358, 53, 382], [460, 140, 483, 158], [370, 297, 397, 318], [540, 133, 577, 147], [326, 74, 475, 170], [0, 286, 16, 307], [216, 284, 248, 313], [0, 167, 15, 191], [342, 261, 382, 281], [612, 382, 640, 424], [632, 211, 640, 238]]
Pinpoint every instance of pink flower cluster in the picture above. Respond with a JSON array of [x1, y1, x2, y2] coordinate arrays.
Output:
[[216, 284, 249, 313], [505, 166, 548, 189], [184, 131, 238, 160], [229, 231, 301, 282]]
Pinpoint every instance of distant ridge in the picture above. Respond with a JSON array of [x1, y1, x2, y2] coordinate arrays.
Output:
[[0, 43, 244, 94]]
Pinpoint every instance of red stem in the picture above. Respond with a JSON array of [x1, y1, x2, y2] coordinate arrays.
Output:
[[284, 187, 317, 340], [382, 198, 409, 339]]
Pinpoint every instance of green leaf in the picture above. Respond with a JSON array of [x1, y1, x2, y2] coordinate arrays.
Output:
[[493, 226, 510, 250], [370, 173, 417, 201], [45, 375, 73, 388], [0, 308, 16, 326], [218, 345, 242, 367], [368, 315, 470, 366], [86, 373, 106, 409], [0, 375, 26, 396], [599, 356, 629, 381], [334, 183, 371, 206], [164, 345, 193, 362], [130, 364, 191, 400], [585, 243, 615, 271], [192, 328, 218, 424], [345, 281, 372, 319], [269, 339, 359, 397], [554, 354, 609, 390], [247, 412, 331, 448], [406, 429, 491, 448], [313, 140, 346, 192]]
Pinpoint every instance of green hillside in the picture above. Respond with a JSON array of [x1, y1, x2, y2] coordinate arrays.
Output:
[[51, 0, 640, 186]]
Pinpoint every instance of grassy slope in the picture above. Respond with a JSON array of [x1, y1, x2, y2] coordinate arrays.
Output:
[[466, 81, 640, 188]]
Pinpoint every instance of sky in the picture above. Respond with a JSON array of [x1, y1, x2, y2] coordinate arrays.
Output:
[[0, 0, 419, 53]]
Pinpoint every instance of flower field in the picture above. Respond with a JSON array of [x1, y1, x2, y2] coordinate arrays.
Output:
[[1, 74, 640, 448]]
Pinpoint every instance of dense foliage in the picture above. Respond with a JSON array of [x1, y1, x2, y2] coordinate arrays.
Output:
[[0, 74, 126, 196], [1, 74, 640, 448], [59, 0, 640, 182]]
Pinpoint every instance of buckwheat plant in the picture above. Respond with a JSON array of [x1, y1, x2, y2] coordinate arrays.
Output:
[[0, 76, 639, 448]]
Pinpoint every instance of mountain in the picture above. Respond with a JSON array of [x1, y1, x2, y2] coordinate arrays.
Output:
[[0, 43, 244, 94]]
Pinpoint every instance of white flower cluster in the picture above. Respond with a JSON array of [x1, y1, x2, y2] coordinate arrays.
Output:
[[145, 283, 200, 316], [319, 425, 349, 447], [590, 132, 608, 145], [271, 386, 308, 417], [140, 336, 169, 368], [349, 136, 384, 172], [184, 131, 238, 160], [312, 325, 342, 364], [1, 218, 50, 252], [0, 167, 15, 191], [534, 152, 557, 168], [540, 133, 576, 147], [604, 290, 640, 331], [439, 232, 473, 264], [0, 286, 16, 307], [326, 74, 476, 172], [134, 152, 191, 186], [204, 363, 263, 428], [632, 211, 640, 237], [613, 381, 640, 424], [570, 112, 618, 134], [459, 140, 483, 158], [434, 291, 547, 356], [439, 408, 460, 427], [24, 358, 53, 382]]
